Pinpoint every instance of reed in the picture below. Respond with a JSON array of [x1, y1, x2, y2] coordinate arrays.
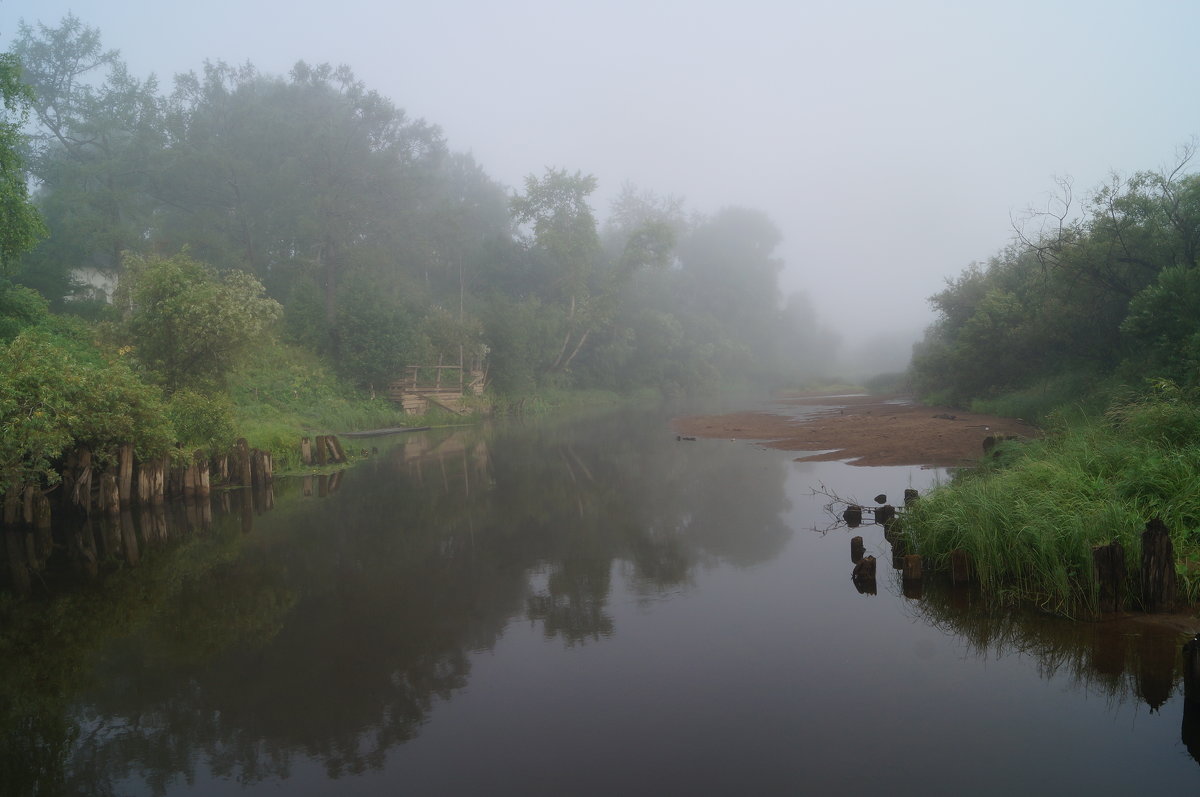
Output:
[[905, 386, 1200, 614]]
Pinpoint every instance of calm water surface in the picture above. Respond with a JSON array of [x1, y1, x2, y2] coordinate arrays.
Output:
[[4, 404, 1199, 795]]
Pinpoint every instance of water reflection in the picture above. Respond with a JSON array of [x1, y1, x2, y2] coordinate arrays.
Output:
[[907, 579, 1190, 714], [1, 410, 1197, 794]]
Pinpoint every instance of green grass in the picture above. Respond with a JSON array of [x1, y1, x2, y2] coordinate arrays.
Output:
[[226, 342, 473, 471], [967, 371, 1116, 425], [904, 385, 1200, 615]]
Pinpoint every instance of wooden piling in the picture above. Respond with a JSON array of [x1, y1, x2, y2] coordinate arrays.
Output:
[[843, 505, 862, 527], [72, 447, 93, 514], [904, 488, 919, 507], [903, 554, 923, 581], [1092, 540, 1126, 614], [875, 504, 896, 526], [117, 444, 134, 506], [950, 548, 972, 585], [1141, 517, 1176, 612], [300, 437, 313, 466], [314, 435, 328, 466], [234, 439, 252, 486], [194, 450, 211, 498], [851, 535, 865, 564], [182, 456, 196, 500], [852, 554, 877, 581]]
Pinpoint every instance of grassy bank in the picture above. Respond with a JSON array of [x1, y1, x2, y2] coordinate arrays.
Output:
[[226, 342, 481, 472], [904, 383, 1200, 616]]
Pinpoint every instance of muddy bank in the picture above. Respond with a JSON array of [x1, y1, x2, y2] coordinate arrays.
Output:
[[673, 393, 1039, 467]]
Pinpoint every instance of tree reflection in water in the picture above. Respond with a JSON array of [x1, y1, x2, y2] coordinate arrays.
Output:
[[0, 409, 796, 794]]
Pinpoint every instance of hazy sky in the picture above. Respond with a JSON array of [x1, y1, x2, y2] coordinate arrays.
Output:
[[3, 0, 1199, 364]]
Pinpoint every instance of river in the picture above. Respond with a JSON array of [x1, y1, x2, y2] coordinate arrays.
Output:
[[2, 403, 1198, 795]]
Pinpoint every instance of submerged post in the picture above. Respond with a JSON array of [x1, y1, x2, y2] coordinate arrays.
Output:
[[1141, 518, 1176, 612], [851, 536, 865, 564]]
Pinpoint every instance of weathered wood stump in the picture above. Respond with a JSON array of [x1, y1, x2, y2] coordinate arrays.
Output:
[[875, 504, 896, 526], [234, 439, 252, 487], [72, 447, 94, 514], [843, 505, 862, 527], [950, 548, 971, 585], [903, 554, 923, 581], [1141, 517, 1176, 612], [194, 450, 211, 498], [314, 435, 328, 466], [904, 488, 919, 507], [300, 436, 313, 466], [1092, 540, 1126, 614], [117, 444, 134, 506], [851, 535, 865, 563]]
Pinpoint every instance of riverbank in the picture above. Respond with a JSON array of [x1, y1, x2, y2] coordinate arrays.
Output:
[[675, 391, 1200, 630], [673, 393, 1038, 467]]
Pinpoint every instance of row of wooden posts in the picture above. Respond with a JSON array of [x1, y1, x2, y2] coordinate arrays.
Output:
[[841, 487, 1200, 709], [846, 489, 1182, 615], [0, 435, 358, 531]]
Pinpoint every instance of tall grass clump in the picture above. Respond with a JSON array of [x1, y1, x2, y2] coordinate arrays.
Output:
[[906, 382, 1200, 614]]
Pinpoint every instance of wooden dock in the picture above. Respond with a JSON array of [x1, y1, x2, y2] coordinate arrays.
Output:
[[388, 365, 485, 415]]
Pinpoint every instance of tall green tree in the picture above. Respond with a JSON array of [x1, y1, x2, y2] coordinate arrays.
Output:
[[13, 14, 163, 281], [0, 50, 46, 272], [116, 253, 281, 392], [510, 168, 602, 376], [158, 61, 446, 339]]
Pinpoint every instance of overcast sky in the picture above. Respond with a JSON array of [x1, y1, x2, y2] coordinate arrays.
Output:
[[4, 0, 1199, 366]]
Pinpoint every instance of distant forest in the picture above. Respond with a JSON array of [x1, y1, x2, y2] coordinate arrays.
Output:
[[4, 14, 836, 399]]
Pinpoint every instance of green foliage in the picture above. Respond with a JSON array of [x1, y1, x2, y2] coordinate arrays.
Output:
[[912, 161, 1200, 409], [9, 13, 831, 404], [0, 328, 171, 491], [0, 52, 47, 271], [333, 273, 426, 390], [165, 388, 236, 452], [226, 340, 418, 470], [118, 253, 281, 392], [968, 371, 1115, 425], [1121, 265, 1200, 384], [0, 281, 50, 341], [906, 388, 1200, 613]]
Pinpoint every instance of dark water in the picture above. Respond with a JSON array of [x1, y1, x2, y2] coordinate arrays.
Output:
[[3, 405, 1199, 795]]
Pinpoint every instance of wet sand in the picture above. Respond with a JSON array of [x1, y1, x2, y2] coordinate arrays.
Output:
[[673, 393, 1038, 467]]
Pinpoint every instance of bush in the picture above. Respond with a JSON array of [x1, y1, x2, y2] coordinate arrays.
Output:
[[166, 389, 236, 453], [0, 329, 172, 491]]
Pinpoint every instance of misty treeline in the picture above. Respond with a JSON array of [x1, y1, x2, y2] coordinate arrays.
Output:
[[911, 149, 1200, 415], [4, 14, 833, 402]]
